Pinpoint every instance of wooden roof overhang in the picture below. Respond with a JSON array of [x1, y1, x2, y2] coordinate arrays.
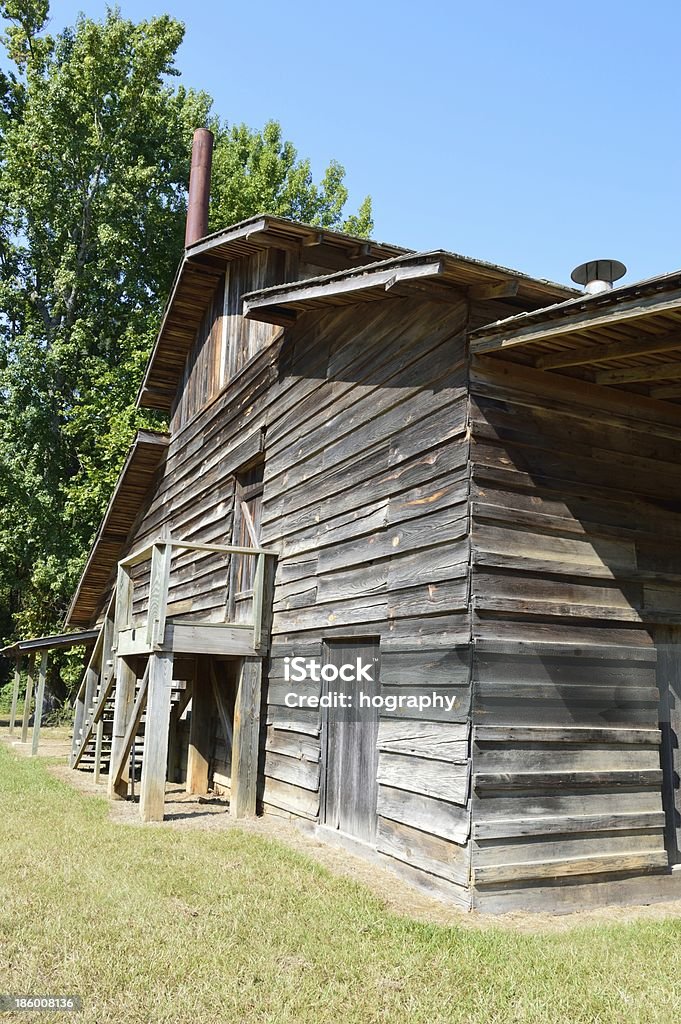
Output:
[[66, 430, 170, 628], [1, 629, 99, 659], [242, 250, 575, 326], [137, 215, 407, 411], [470, 269, 681, 406]]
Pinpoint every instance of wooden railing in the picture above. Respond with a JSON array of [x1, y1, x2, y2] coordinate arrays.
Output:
[[115, 537, 278, 654]]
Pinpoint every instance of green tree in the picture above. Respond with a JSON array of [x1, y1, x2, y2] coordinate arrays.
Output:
[[0, 1, 372, 693]]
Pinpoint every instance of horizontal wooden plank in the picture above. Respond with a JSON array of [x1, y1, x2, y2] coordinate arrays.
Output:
[[376, 816, 469, 886], [473, 850, 670, 886], [377, 752, 469, 804], [474, 770, 663, 791], [377, 784, 470, 845], [474, 726, 662, 745], [473, 811, 666, 840]]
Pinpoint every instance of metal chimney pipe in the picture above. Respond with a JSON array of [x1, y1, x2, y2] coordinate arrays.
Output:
[[184, 128, 214, 248], [571, 259, 627, 295]]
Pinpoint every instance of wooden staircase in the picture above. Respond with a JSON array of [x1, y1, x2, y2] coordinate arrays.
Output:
[[71, 596, 190, 787]]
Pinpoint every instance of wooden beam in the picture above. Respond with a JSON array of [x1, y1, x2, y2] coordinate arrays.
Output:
[[20, 653, 35, 744], [230, 657, 262, 819], [301, 231, 324, 248], [186, 662, 212, 796], [8, 654, 21, 735], [468, 281, 520, 301], [536, 330, 681, 369], [650, 382, 681, 400], [471, 285, 681, 354], [140, 652, 174, 822], [111, 661, 150, 790], [108, 657, 138, 798], [596, 361, 681, 386], [31, 650, 48, 756]]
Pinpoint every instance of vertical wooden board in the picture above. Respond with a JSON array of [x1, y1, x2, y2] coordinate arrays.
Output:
[[108, 657, 137, 799], [657, 624, 681, 864], [230, 657, 262, 818], [94, 719, 104, 784], [31, 650, 48, 757], [186, 660, 213, 795], [9, 655, 21, 735], [322, 638, 380, 843], [140, 652, 174, 822], [20, 653, 36, 744]]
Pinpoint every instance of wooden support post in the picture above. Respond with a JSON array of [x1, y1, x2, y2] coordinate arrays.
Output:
[[82, 659, 99, 734], [94, 719, 104, 784], [140, 652, 174, 823], [31, 650, 48, 757], [108, 656, 138, 799], [71, 685, 85, 768], [186, 662, 212, 796], [20, 653, 36, 744], [9, 654, 21, 735], [230, 657, 262, 818]]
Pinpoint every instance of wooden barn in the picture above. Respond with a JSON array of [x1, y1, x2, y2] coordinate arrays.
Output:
[[14, 131, 681, 913]]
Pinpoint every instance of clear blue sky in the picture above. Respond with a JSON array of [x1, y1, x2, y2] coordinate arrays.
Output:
[[20, 1, 681, 284]]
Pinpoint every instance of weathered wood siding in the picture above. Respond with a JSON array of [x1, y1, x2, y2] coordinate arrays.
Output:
[[118, 272, 474, 902], [259, 296, 472, 906], [170, 251, 335, 432], [468, 358, 677, 910]]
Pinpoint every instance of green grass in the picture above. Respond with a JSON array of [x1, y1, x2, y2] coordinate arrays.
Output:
[[1, 745, 681, 1024]]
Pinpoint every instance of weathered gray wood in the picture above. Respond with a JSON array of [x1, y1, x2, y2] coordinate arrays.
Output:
[[377, 751, 469, 805], [111, 662, 150, 790], [108, 657, 138, 798], [657, 624, 681, 863], [140, 652, 174, 822], [474, 770, 663, 790], [94, 719, 104, 784], [473, 850, 669, 886], [230, 657, 262, 818], [377, 784, 470, 845], [377, 816, 469, 886], [8, 654, 21, 735], [471, 287, 681, 355], [322, 638, 380, 842], [474, 811, 667, 840], [146, 540, 172, 648], [20, 653, 36, 744], [31, 650, 48, 756], [186, 664, 212, 795]]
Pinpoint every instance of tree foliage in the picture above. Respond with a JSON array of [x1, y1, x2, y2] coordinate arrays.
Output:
[[0, 1, 372, 683]]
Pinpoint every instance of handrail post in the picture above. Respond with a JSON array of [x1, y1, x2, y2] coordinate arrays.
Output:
[[252, 551, 265, 651], [147, 540, 172, 649]]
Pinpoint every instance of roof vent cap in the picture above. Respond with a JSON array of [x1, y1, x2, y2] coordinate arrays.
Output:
[[571, 259, 627, 295]]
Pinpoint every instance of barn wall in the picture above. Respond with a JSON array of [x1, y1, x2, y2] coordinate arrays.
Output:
[[468, 358, 680, 911], [260, 295, 473, 907], [117, 280, 475, 904]]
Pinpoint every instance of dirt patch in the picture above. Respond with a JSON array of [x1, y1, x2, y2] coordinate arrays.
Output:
[[6, 728, 681, 933]]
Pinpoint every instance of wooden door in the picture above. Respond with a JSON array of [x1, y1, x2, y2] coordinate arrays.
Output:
[[658, 625, 681, 864], [322, 638, 380, 843]]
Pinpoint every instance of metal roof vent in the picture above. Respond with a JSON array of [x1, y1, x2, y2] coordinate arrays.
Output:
[[571, 259, 627, 295]]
